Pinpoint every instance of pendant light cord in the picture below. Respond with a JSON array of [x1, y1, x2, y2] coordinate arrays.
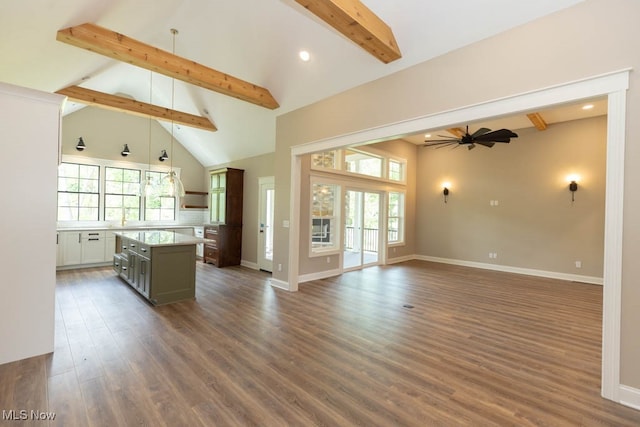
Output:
[[169, 28, 178, 174]]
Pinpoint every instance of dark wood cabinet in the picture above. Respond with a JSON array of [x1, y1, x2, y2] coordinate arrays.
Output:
[[204, 168, 243, 267]]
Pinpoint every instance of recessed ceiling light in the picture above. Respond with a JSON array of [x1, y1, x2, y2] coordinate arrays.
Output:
[[582, 104, 594, 110], [424, 134, 431, 138], [299, 50, 310, 62]]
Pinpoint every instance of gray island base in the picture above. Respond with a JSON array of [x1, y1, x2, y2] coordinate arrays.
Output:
[[113, 230, 205, 305]]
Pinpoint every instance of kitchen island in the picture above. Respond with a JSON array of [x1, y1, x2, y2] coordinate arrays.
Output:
[[113, 230, 206, 305]]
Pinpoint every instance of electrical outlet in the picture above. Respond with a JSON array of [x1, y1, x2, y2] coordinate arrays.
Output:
[[278, 263, 282, 272], [575, 261, 582, 268], [326, 256, 331, 263]]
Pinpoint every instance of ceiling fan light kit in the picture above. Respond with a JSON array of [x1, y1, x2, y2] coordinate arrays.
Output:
[[424, 125, 518, 150]]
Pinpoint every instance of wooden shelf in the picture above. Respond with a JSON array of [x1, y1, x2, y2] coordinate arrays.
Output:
[[182, 190, 208, 209]]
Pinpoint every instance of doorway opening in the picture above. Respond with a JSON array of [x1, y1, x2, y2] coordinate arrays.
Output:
[[343, 189, 381, 270]]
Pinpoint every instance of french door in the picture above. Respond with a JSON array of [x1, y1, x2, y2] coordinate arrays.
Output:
[[343, 189, 381, 270]]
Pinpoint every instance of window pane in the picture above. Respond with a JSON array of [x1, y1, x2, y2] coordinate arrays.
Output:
[[311, 183, 340, 252], [311, 151, 338, 169], [123, 195, 139, 209], [389, 160, 403, 181], [105, 208, 121, 221], [58, 193, 78, 207], [80, 165, 99, 179], [57, 207, 77, 221], [161, 197, 175, 209], [79, 207, 99, 221], [79, 178, 99, 193], [57, 162, 99, 221], [105, 168, 122, 181]]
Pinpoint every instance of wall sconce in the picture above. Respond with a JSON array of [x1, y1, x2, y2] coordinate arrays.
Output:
[[567, 174, 579, 202], [159, 150, 168, 161], [121, 144, 130, 157], [569, 180, 578, 202], [75, 137, 86, 151], [442, 182, 451, 203]]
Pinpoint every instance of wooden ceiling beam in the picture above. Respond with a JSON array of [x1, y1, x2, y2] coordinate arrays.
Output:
[[294, 0, 401, 64], [527, 112, 548, 131], [56, 85, 217, 132], [447, 128, 465, 138], [56, 23, 279, 110]]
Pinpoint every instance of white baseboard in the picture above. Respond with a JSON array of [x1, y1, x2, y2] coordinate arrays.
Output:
[[386, 254, 414, 265], [240, 260, 259, 270], [415, 255, 603, 285], [298, 268, 343, 284], [269, 278, 296, 291], [619, 385, 640, 410]]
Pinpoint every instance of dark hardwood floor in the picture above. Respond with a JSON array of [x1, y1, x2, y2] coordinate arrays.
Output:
[[1, 260, 640, 426]]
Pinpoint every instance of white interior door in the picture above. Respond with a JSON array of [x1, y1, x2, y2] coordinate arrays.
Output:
[[343, 189, 381, 270], [258, 176, 275, 272]]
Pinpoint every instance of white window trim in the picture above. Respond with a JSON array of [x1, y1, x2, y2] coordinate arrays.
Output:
[[310, 147, 407, 184], [387, 190, 406, 247], [309, 177, 342, 257]]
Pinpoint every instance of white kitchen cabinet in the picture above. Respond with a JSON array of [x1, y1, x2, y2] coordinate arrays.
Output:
[[60, 231, 82, 266], [81, 231, 106, 264], [104, 232, 116, 262], [194, 226, 204, 258]]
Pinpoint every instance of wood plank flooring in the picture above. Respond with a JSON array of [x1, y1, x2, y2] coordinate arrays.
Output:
[[1, 260, 640, 426]]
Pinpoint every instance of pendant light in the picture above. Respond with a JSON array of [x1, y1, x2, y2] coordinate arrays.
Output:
[[161, 28, 185, 198], [141, 70, 156, 198]]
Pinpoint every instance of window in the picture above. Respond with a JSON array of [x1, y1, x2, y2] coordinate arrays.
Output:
[[311, 149, 406, 182], [104, 167, 141, 222], [344, 149, 382, 178], [311, 182, 341, 253], [144, 171, 175, 221], [388, 192, 405, 244], [311, 151, 339, 170], [388, 159, 405, 182], [57, 162, 100, 221]]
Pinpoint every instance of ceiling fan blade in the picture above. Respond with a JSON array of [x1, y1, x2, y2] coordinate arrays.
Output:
[[474, 128, 518, 142], [424, 140, 459, 147], [424, 138, 460, 145], [470, 127, 491, 138], [435, 142, 458, 149], [475, 141, 495, 148]]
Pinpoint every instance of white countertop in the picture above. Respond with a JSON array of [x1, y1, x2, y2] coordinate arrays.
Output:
[[114, 230, 208, 247], [57, 225, 204, 232]]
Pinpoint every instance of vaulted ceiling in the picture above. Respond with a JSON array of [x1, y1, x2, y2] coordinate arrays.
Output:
[[0, 0, 584, 166]]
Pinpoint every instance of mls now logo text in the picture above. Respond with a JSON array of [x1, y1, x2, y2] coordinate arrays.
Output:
[[2, 410, 56, 421]]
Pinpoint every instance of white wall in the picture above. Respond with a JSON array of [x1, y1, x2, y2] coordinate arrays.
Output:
[[0, 82, 63, 364]]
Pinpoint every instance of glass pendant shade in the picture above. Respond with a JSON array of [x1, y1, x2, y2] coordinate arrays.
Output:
[[161, 171, 185, 197], [141, 176, 156, 197]]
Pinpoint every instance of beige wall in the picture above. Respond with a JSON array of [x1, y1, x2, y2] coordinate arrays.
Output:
[[274, 0, 640, 388], [62, 106, 206, 192], [417, 116, 606, 278], [206, 152, 275, 265]]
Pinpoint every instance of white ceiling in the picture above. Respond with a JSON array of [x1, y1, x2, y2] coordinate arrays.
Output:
[[403, 98, 608, 145], [0, 0, 584, 166]]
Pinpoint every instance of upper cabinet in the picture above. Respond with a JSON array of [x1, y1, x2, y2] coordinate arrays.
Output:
[[209, 168, 244, 225]]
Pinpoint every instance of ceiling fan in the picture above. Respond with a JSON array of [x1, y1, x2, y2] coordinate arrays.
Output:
[[424, 126, 518, 150]]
